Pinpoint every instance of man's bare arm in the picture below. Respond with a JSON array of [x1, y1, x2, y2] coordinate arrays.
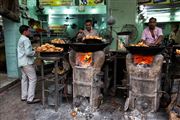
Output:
[[155, 35, 163, 45]]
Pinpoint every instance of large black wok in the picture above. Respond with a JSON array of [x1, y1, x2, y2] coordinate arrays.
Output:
[[82, 39, 103, 44], [173, 45, 180, 52], [70, 42, 109, 52], [125, 46, 165, 55], [40, 52, 65, 57], [51, 43, 70, 52]]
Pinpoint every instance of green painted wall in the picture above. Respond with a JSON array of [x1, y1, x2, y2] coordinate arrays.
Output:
[[107, 0, 137, 50], [19, 0, 38, 24], [136, 18, 144, 42], [47, 14, 106, 40], [19, 0, 38, 19], [3, 0, 38, 78], [3, 18, 20, 78], [27, 0, 38, 20]]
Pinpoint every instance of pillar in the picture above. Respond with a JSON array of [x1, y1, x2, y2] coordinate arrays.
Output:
[[3, 17, 20, 78]]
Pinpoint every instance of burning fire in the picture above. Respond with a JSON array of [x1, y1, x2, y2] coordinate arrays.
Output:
[[76, 52, 92, 67], [133, 54, 154, 65]]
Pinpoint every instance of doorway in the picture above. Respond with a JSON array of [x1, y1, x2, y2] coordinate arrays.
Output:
[[0, 15, 7, 74]]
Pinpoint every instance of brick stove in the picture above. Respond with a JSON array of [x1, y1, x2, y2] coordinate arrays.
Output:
[[71, 52, 104, 110], [126, 53, 164, 113]]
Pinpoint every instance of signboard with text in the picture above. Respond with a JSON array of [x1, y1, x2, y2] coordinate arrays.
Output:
[[79, 0, 104, 6], [39, 0, 73, 6]]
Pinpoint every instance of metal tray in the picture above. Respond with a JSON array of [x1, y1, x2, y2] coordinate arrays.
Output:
[[70, 43, 109, 52], [40, 52, 64, 57], [125, 46, 165, 55]]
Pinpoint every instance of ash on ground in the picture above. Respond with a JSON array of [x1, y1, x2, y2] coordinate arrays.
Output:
[[0, 82, 168, 120], [33, 97, 168, 120]]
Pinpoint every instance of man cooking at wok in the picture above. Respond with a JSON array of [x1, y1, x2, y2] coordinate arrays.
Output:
[[69, 19, 105, 71], [141, 17, 164, 46], [77, 19, 98, 40]]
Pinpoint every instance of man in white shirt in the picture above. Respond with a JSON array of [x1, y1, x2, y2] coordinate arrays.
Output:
[[17, 25, 40, 104], [141, 17, 163, 46]]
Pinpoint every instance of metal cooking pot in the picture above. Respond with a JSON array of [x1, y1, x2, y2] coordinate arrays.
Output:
[[125, 46, 165, 55], [70, 42, 109, 52]]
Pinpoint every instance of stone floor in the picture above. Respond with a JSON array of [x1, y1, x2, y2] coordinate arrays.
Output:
[[0, 78, 169, 120]]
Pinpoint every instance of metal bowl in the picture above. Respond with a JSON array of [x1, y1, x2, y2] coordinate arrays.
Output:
[[125, 46, 165, 55], [40, 52, 64, 57], [82, 39, 103, 44]]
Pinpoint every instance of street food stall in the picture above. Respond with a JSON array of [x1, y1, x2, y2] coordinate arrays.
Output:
[[2, 0, 180, 119], [12, 0, 180, 119]]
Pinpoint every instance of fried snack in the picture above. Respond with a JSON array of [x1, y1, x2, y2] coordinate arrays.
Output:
[[36, 43, 63, 52], [83, 35, 102, 40], [129, 41, 149, 47], [51, 38, 65, 44], [176, 49, 180, 55]]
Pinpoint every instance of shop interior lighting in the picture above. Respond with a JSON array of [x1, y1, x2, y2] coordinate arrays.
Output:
[[48, 15, 53, 24], [148, 12, 170, 17], [91, 8, 97, 14], [175, 16, 180, 21], [63, 7, 72, 14], [175, 11, 180, 16], [48, 9, 55, 14], [157, 17, 170, 22], [139, 5, 145, 11], [145, 16, 170, 22]]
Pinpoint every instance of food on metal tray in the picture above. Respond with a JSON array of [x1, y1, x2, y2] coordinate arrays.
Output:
[[36, 43, 63, 52], [51, 38, 65, 44], [129, 41, 149, 47], [176, 49, 180, 55], [83, 35, 102, 40]]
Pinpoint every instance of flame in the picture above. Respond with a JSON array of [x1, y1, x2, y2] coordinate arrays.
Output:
[[76, 52, 92, 67], [133, 54, 154, 65]]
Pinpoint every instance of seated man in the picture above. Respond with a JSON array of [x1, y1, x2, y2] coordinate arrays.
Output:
[[169, 23, 180, 44], [141, 17, 163, 46]]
